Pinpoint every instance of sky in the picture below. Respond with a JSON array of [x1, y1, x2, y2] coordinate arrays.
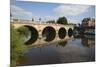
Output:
[[10, 0, 95, 23]]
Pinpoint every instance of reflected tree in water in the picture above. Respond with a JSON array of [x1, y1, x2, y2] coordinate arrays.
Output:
[[57, 41, 68, 47]]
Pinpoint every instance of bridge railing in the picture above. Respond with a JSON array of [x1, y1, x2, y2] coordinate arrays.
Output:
[[11, 19, 74, 27]]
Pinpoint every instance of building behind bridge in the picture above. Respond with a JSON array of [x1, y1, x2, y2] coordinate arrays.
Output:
[[73, 17, 95, 35], [81, 17, 95, 27]]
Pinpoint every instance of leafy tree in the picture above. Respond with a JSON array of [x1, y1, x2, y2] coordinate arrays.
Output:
[[57, 17, 68, 25], [10, 26, 27, 67], [46, 20, 55, 24]]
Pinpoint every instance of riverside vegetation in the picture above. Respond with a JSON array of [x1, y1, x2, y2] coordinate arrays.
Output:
[[10, 25, 30, 67]]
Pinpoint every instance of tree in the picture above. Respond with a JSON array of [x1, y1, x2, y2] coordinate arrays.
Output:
[[78, 23, 81, 27], [57, 17, 68, 25], [46, 20, 55, 24]]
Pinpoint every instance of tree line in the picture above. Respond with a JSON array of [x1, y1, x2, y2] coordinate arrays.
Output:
[[46, 16, 68, 25], [32, 16, 68, 25]]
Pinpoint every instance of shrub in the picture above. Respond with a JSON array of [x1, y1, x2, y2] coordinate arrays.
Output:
[[10, 26, 27, 67]]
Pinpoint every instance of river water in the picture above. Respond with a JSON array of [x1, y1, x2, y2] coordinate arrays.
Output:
[[17, 35, 95, 66]]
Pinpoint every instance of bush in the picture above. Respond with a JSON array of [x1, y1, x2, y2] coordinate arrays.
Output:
[[10, 26, 27, 67], [17, 26, 30, 38]]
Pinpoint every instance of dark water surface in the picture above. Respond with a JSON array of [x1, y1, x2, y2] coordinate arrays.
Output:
[[17, 35, 95, 66]]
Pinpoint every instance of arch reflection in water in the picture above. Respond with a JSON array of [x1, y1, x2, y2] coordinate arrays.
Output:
[[57, 41, 68, 47], [42, 26, 56, 42]]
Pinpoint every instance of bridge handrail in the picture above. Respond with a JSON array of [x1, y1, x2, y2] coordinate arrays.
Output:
[[11, 20, 74, 27]]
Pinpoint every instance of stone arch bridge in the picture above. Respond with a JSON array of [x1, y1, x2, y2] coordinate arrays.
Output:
[[11, 21, 74, 47]]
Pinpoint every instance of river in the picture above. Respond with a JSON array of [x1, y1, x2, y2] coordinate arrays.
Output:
[[17, 35, 95, 66]]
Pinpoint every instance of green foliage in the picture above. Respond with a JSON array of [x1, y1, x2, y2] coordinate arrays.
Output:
[[46, 20, 55, 24], [57, 17, 68, 25], [17, 26, 30, 38], [10, 26, 27, 67]]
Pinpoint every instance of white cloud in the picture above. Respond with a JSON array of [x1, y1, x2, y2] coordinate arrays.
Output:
[[54, 4, 90, 16], [10, 5, 33, 20], [68, 18, 81, 24]]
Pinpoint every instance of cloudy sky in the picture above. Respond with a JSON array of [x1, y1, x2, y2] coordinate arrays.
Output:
[[10, 0, 95, 23]]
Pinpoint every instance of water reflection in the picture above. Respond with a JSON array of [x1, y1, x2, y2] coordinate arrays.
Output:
[[57, 41, 68, 47], [17, 34, 95, 66], [74, 35, 95, 48]]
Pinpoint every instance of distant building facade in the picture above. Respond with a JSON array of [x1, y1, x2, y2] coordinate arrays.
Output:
[[81, 17, 95, 27], [81, 18, 95, 35]]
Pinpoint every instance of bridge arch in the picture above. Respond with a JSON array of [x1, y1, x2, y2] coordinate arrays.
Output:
[[58, 27, 67, 39], [42, 26, 56, 42], [24, 25, 38, 45], [18, 25, 39, 45], [68, 28, 73, 37]]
